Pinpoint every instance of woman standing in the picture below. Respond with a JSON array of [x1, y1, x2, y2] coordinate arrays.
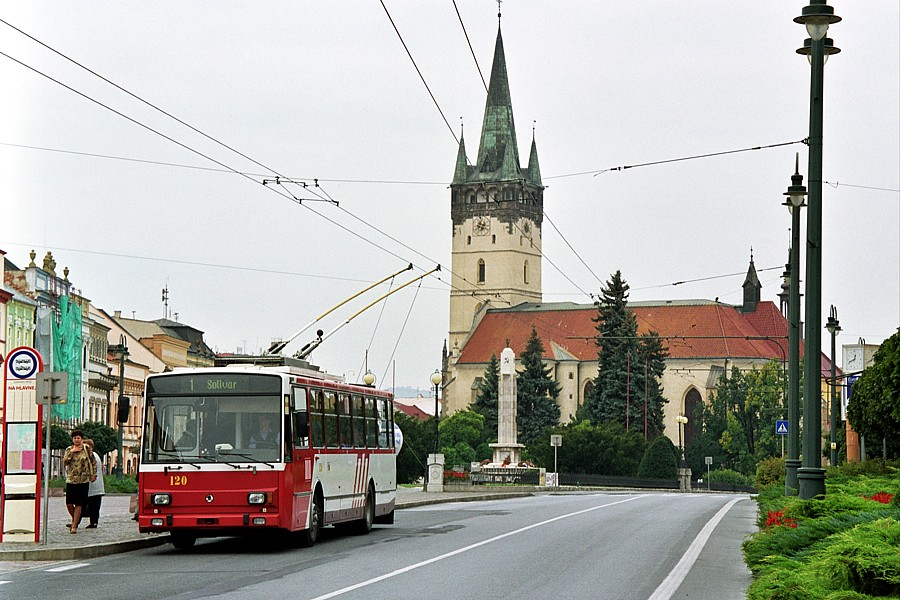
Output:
[[84, 439, 105, 528], [63, 429, 96, 534]]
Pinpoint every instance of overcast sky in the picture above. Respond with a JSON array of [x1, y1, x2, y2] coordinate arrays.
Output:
[[2, 2, 898, 392]]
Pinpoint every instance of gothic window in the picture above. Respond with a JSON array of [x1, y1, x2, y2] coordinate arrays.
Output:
[[582, 380, 594, 407], [467, 235, 471, 245], [684, 388, 701, 446], [524, 260, 529, 284], [492, 234, 496, 244], [477, 259, 485, 284]]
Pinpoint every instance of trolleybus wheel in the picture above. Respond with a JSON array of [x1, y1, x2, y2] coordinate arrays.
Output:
[[353, 485, 375, 535], [170, 532, 196, 550], [299, 490, 323, 548]]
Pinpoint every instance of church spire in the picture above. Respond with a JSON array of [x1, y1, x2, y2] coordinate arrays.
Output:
[[526, 128, 542, 186], [742, 249, 762, 313], [452, 128, 470, 185], [474, 25, 522, 182]]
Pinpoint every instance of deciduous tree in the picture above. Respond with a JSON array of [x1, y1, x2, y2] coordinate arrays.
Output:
[[847, 328, 900, 458]]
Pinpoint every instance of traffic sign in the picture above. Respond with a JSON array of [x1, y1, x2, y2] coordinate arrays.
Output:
[[775, 420, 789, 435]]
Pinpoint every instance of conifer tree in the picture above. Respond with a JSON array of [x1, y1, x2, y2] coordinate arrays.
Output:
[[581, 271, 668, 434], [471, 353, 500, 441], [517, 326, 561, 446]]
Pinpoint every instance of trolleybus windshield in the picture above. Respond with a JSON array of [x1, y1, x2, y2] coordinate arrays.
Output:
[[143, 373, 284, 465]]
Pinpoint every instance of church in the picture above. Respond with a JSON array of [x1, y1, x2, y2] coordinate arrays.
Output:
[[441, 22, 820, 448]]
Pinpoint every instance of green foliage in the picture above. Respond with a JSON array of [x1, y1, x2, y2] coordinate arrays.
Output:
[[580, 271, 669, 436], [75, 421, 118, 458], [394, 411, 432, 484], [847, 328, 900, 458], [755, 455, 786, 489], [516, 327, 561, 446], [471, 354, 499, 440], [439, 410, 484, 450], [44, 424, 72, 450], [688, 362, 785, 476], [706, 468, 753, 486], [104, 475, 138, 493], [637, 435, 678, 479], [744, 472, 900, 598], [443, 442, 477, 470], [527, 420, 646, 476]]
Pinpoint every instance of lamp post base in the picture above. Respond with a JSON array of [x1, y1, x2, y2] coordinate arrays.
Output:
[[426, 453, 445, 493], [678, 467, 692, 492], [797, 467, 826, 499], [785, 458, 801, 496]]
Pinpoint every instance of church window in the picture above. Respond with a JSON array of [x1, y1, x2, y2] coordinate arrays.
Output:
[[492, 234, 496, 244], [467, 235, 471, 245], [468, 194, 475, 204], [684, 388, 701, 446], [568, 371, 573, 379], [524, 260, 529, 284], [477, 259, 485, 284]]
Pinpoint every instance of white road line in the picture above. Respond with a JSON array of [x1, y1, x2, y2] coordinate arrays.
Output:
[[311, 495, 646, 600], [0, 580, 11, 585], [46, 563, 90, 572], [647, 497, 744, 600]]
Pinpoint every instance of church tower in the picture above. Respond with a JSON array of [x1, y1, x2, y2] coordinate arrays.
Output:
[[448, 24, 544, 361]]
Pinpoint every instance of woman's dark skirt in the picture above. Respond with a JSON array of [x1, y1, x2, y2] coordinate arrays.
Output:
[[66, 482, 89, 506]]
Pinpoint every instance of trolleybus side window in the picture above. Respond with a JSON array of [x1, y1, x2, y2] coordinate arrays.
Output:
[[338, 393, 352, 448], [351, 395, 365, 448], [365, 396, 377, 448], [377, 398, 392, 449], [310, 389, 325, 448], [291, 387, 310, 449], [324, 391, 339, 448]]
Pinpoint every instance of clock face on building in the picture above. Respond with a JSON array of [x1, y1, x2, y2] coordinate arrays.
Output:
[[845, 347, 863, 372], [473, 216, 490, 236]]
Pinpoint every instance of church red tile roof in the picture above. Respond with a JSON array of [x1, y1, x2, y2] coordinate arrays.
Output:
[[457, 299, 838, 376]]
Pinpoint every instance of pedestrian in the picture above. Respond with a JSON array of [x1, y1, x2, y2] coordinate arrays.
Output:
[[62, 429, 96, 534], [83, 439, 105, 528]]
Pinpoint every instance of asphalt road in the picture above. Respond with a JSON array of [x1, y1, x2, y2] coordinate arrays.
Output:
[[0, 492, 755, 599]]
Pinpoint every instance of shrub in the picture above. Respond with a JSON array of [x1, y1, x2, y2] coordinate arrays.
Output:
[[754, 455, 785, 489], [707, 468, 753, 487], [637, 435, 678, 479]]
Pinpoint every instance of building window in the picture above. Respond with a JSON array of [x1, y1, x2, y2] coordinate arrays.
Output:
[[467, 235, 471, 245], [524, 260, 529, 284], [492, 234, 496, 244], [477, 259, 485, 284], [568, 371, 573, 379]]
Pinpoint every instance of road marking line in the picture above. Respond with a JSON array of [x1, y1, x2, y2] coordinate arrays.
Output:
[[46, 563, 90, 572], [647, 497, 744, 600], [311, 495, 646, 600]]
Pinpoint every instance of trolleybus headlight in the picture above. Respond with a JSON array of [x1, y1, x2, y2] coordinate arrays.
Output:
[[150, 518, 164, 526], [248, 492, 266, 505], [151, 493, 172, 506]]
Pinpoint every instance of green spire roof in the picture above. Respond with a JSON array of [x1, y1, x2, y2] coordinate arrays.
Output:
[[452, 133, 469, 185], [473, 26, 522, 182], [526, 136, 542, 186]]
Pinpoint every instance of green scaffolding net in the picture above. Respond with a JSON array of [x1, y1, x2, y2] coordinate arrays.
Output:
[[51, 296, 83, 421]]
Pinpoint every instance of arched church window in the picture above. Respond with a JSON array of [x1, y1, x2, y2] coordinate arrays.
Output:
[[524, 260, 529, 284], [467, 235, 471, 245], [492, 234, 496, 244], [582, 380, 594, 407], [684, 388, 701, 447], [477, 259, 485, 284]]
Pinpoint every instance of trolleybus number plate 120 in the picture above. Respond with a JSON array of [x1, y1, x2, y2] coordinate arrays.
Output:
[[169, 475, 189, 486]]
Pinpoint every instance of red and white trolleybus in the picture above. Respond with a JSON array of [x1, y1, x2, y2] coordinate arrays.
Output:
[[137, 355, 397, 549]]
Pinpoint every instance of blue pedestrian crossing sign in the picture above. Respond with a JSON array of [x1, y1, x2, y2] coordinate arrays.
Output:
[[775, 420, 789, 435]]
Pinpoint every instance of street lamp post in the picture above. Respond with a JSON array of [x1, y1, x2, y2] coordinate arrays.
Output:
[[675, 414, 688, 468], [826, 306, 841, 467], [783, 156, 806, 495], [431, 369, 443, 453], [795, 0, 840, 500]]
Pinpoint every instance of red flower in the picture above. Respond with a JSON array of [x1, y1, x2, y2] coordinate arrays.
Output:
[[861, 492, 895, 504], [766, 510, 797, 529]]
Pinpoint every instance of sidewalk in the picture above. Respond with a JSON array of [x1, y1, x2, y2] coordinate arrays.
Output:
[[0, 487, 532, 561]]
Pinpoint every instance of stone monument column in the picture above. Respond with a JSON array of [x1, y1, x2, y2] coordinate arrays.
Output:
[[490, 347, 525, 465]]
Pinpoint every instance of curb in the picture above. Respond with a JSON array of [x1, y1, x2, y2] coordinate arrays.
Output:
[[0, 535, 170, 561]]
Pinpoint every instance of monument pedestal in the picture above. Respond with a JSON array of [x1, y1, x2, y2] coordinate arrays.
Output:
[[489, 443, 525, 466], [426, 453, 445, 493]]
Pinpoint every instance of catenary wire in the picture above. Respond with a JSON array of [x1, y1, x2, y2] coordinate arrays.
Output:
[[452, 0, 488, 93]]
